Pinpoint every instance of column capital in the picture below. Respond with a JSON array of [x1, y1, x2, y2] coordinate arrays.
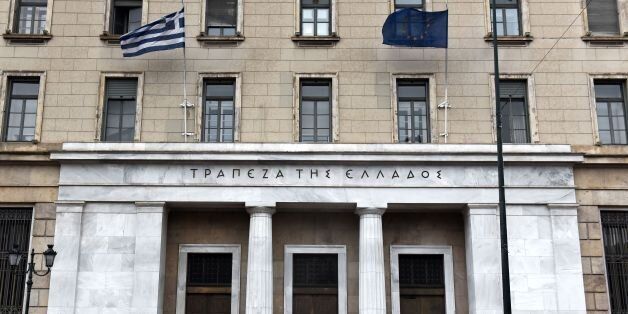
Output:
[[547, 203, 579, 216], [355, 207, 386, 216], [466, 203, 498, 216], [54, 201, 85, 213], [135, 201, 166, 213], [246, 206, 276, 215]]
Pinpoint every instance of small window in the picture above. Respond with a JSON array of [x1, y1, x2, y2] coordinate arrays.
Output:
[[301, 0, 331, 36], [14, 0, 47, 35], [203, 80, 235, 143], [499, 80, 530, 143], [0, 208, 33, 313], [110, 0, 142, 35], [394, 0, 423, 10], [587, 0, 620, 35], [397, 80, 430, 144], [398, 254, 445, 314], [186, 253, 233, 314], [300, 80, 332, 143], [601, 211, 628, 313], [3, 78, 39, 142], [595, 81, 627, 145], [293, 254, 339, 314], [102, 78, 137, 142], [490, 0, 521, 36], [206, 0, 237, 36]]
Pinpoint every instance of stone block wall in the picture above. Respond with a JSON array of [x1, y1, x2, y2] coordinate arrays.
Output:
[[28, 203, 56, 314], [577, 205, 609, 314]]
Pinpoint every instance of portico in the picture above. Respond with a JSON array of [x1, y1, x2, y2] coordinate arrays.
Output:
[[47, 143, 587, 314]]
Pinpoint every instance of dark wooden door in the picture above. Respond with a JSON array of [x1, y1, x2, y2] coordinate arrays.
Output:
[[185, 293, 231, 314], [400, 294, 445, 314], [293, 293, 338, 314]]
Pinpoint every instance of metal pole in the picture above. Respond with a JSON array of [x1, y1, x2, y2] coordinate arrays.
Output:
[[181, 0, 188, 143], [24, 249, 34, 314], [490, 0, 512, 312]]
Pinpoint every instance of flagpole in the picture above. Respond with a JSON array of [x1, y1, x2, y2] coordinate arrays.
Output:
[[490, 0, 512, 312], [180, 0, 190, 142]]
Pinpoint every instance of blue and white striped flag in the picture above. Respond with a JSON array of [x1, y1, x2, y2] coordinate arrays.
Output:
[[120, 8, 185, 57]]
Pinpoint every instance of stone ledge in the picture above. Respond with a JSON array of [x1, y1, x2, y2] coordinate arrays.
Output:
[[2, 33, 52, 44], [484, 34, 533, 46]]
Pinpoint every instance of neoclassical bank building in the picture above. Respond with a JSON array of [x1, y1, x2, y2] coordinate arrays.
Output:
[[46, 143, 587, 314]]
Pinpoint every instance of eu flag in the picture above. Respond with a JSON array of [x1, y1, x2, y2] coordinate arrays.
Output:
[[382, 8, 448, 48]]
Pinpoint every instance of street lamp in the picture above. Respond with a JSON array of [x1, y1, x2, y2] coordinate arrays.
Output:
[[9, 243, 57, 314]]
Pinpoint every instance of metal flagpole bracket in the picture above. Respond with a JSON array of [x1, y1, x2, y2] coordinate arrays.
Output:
[[437, 100, 451, 109], [180, 100, 195, 108]]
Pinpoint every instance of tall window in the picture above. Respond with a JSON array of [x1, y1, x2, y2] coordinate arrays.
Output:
[[0, 209, 33, 313], [3, 78, 39, 142], [601, 211, 628, 313], [397, 80, 429, 143], [293, 254, 339, 314], [301, 0, 330, 36], [588, 0, 620, 35], [491, 0, 521, 36], [595, 81, 627, 145], [206, 0, 237, 36], [110, 0, 142, 35], [499, 80, 529, 143], [398, 254, 445, 313], [102, 78, 137, 142], [14, 0, 47, 34], [300, 80, 331, 143], [186, 253, 233, 314], [394, 0, 423, 10], [203, 80, 235, 143]]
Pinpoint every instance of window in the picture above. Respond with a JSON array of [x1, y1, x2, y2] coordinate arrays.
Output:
[[499, 80, 529, 143], [594, 81, 627, 145], [300, 80, 331, 143], [301, 0, 330, 36], [601, 211, 628, 313], [206, 0, 237, 36], [284, 245, 347, 314], [3, 78, 39, 142], [110, 0, 142, 35], [203, 80, 235, 143], [587, 0, 620, 35], [0, 208, 33, 313], [177, 245, 241, 314], [14, 0, 47, 35], [390, 246, 455, 314], [102, 78, 138, 142], [186, 253, 233, 314], [397, 80, 430, 144], [490, 0, 521, 36], [394, 0, 423, 10]]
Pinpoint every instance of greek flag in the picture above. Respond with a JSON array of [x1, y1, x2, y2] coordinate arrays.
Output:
[[120, 8, 185, 57]]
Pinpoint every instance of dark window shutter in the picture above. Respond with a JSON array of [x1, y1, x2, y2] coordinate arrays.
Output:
[[588, 0, 620, 34], [499, 81, 526, 98], [106, 79, 137, 98]]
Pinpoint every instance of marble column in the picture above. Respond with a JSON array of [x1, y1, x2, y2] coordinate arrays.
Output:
[[356, 207, 386, 314], [132, 202, 168, 314], [47, 201, 84, 314], [245, 206, 275, 314], [464, 204, 503, 314]]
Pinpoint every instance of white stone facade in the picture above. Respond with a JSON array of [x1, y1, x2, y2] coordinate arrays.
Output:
[[46, 143, 587, 313]]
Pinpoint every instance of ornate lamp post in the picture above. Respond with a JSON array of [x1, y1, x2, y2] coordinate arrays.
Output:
[[9, 244, 57, 314]]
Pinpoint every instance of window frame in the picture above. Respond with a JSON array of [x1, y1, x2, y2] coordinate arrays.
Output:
[[202, 79, 236, 143], [295, 0, 337, 36], [390, 245, 456, 314], [0, 206, 35, 314], [0, 72, 46, 143], [391, 74, 438, 143], [483, 0, 530, 37], [201, 0, 244, 37], [395, 79, 431, 144], [103, 0, 148, 36], [392, 0, 430, 12], [599, 209, 628, 313], [299, 79, 332, 143], [589, 75, 628, 145], [197, 73, 241, 143], [293, 73, 339, 143], [176, 244, 241, 314], [96, 73, 144, 142], [499, 80, 531, 143], [283, 245, 347, 314], [489, 74, 539, 144], [583, 0, 626, 36], [8, 0, 53, 35]]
